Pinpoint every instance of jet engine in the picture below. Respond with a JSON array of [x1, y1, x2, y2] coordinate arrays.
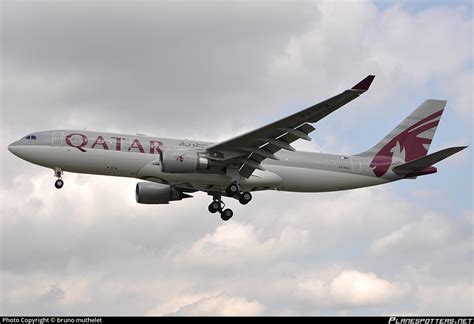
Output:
[[135, 182, 191, 204], [161, 150, 209, 173]]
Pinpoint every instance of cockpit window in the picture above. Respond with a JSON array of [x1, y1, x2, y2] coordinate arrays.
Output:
[[31, 135, 37, 140], [25, 135, 37, 140], [25, 136, 31, 139]]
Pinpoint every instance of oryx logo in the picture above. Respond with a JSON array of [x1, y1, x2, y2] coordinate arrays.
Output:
[[370, 110, 442, 177], [177, 155, 184, 163]]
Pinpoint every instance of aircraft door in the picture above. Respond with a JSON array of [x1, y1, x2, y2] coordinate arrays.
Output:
[[351, 158, 361, 173], [52, 132, 64, 147]]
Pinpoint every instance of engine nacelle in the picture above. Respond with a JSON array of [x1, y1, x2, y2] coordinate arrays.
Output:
[[135, 182, 188, 204], [161, 150, 209, 173]]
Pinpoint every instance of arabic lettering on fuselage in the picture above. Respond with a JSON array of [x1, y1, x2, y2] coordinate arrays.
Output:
[[65, 133, 163, 154], [178, 141, 205, 149]]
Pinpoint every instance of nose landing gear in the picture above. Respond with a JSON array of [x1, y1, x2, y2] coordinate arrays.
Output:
[[55, 179, 64, 189], [54, 168, 64, 189]]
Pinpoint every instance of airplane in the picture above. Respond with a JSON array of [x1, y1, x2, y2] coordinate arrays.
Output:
[[8, 75, 467, 221]]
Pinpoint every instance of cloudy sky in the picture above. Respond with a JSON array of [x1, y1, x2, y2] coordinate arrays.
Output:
[[1, 0, 472, 315]]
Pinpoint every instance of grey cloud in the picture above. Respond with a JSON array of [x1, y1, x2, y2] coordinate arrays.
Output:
[[1, 173, 472, 314], [0, 175, 216, 274], [2, 1, 317, 133], [4, 285, 65, 315], [360, 192, 472, 281]]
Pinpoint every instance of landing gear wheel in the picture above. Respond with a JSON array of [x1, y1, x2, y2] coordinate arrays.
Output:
[[239, 192, 252, 205], [55, 179, 64, 189], [53, 168, 64, 189], [208, 201, 221, 213], [226, 183, 239, 197], [220, 209, 233, 221]]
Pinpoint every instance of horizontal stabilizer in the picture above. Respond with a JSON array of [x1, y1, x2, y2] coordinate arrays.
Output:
[[393, 146, 467, 175]]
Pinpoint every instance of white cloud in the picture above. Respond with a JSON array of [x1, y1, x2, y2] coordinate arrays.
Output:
[[249, 187, 419, 253], [174, 222, 309, 269], [3, 272, 100, 307], [269, 0, 473, 125], [463, 210, 474, 226], [297, 269, 411, 307], [171, 292, 265, 316], [329, 270, 410, 306], [368, 212, 471, 258], [371, 5, 472, 81], [416, 283, 474, 315], [2, 272, 54, 306], [146, 292, 218, 316], [447, 70, 474, 123]]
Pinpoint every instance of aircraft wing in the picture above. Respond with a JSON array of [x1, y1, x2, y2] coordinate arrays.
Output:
[[204, 75, 375, 178]]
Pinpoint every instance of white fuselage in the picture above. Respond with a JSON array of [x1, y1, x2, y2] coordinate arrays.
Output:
[[8, 130, 398, 193]]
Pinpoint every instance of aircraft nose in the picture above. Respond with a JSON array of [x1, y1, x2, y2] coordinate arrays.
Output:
[[8, 141, 20, 156]]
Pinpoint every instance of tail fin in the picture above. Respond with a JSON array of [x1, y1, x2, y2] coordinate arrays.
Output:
[[357, 99, 446, 177]]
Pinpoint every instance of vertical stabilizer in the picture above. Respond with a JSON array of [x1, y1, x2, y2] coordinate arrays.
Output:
[[357, 99, 446, 177]]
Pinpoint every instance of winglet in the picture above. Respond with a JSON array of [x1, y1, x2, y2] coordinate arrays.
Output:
[[351, 75, 375, 91]]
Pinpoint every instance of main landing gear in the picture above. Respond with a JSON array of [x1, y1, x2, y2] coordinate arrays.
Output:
[[208, 196, 234, 221], [208, 183, 253, 221], [225, 183, 239, 196], [227, 182, 252, 205], [54, 167, 64, 189], [238, 191, 252, 205]]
